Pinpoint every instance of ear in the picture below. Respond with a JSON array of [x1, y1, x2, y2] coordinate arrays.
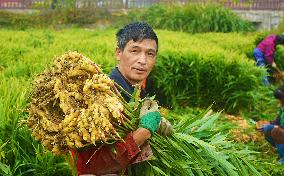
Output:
[[115, 47, 122, 61]]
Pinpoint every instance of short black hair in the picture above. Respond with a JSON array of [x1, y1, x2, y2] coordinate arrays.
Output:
[[116, 22, 158, 51], [276, 35, 284, 45], [274, 85, 284, 100]]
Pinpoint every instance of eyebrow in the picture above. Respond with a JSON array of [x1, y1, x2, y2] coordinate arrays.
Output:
[[147, 49, 157, 53], [130, 46, 140, 49], [130, 45, 157, 53]]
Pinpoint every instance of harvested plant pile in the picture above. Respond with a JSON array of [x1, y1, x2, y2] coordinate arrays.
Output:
[[27, 51, 124, 155], [225, 114, 264, 143]]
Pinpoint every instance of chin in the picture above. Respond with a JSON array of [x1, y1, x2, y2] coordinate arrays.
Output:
[[132, 76, 146, 83]]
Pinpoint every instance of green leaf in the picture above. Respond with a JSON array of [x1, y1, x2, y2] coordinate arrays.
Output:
[[0, 162, 11, 175]]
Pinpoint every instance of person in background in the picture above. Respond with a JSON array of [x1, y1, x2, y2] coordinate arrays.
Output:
[[253, 33, 284, 86], [74, 22, 173, 175], [259, 85, 284, 164]]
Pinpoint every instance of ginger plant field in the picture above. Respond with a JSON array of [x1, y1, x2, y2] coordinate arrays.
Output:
[[0, 28, 283, 175]]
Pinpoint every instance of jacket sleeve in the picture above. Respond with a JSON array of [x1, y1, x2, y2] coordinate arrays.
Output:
[[271, 127, 284, 144], [74, 132, 141, 175]]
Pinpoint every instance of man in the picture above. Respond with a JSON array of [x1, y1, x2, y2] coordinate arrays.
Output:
[[253, 34, 284, 86], [75, 22, 172, 175], [110, 22, 158, 102], [259, 85, 284, 164]]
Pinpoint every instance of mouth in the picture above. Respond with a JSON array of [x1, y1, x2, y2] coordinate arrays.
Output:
[[132, 67, 147, 74]]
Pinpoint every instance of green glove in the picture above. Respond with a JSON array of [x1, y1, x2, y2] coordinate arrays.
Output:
[[139, 99, 161, 134], [139, 111, 161, 134]]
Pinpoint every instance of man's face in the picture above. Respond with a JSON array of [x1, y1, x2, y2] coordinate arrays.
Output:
[[116, 39, 157, 85]]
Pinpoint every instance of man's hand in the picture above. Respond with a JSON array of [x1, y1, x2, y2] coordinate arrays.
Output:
[[139, 99, 161, 134], [256, 120, 270, 129], [139, 99, 159, 117], [157, 117, 173, 136], [272, 62, 277, 69], [258, 124, 275, 133], [272, 62, 281, 73]]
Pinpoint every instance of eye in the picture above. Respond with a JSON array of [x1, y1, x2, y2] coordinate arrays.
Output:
[[148, 52, 156, 57]]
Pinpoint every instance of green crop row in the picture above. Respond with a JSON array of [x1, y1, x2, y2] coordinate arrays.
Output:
[[157, 30, 257, 60], [0, 75, 71, 175], [152, 31, 268, 113], [1, 3, 255, 33], [134, 4, 255, 33], [0, 8, 112, 29], [152, 50, 263, 113], [0, 28, 117, 78]]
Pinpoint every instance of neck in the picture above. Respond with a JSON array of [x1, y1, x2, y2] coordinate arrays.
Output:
[[117, 66, 141, 86]]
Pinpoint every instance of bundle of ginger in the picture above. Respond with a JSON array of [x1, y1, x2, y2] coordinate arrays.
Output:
[[27, 51, 125, 155]]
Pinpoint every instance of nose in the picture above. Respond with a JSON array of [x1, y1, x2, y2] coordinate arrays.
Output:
[[137, 53, 147, 65]]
